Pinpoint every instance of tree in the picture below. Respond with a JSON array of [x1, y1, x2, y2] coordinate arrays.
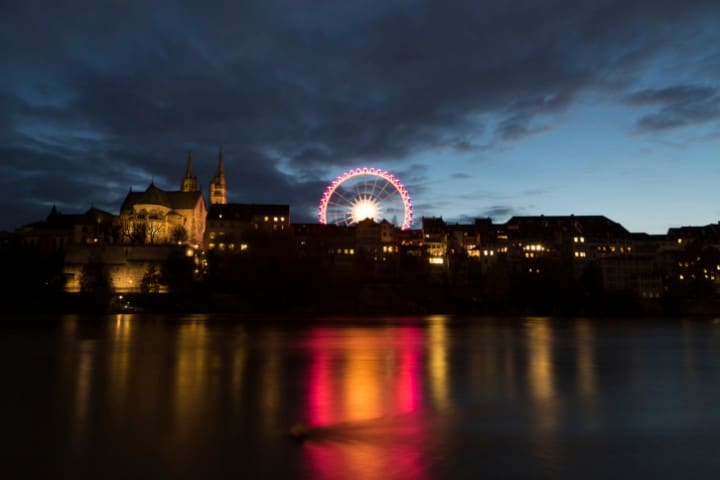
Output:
[[141, 265, 162, 294], [130, 222, 147, 244], [80, 256, 111, 294], [146, 220, 164, 244], [163, 250, 195, 294], [170, 225, 188, 244]]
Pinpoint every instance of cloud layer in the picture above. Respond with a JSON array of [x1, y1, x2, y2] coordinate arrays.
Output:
[[2, 0, 719, 229]]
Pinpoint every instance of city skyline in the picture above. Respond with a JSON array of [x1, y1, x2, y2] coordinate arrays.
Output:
[[2, 1, 720, 233]]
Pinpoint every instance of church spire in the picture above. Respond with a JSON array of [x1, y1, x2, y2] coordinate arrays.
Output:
[[185, 150, 193, 176], [181, 150, 198, 192], [218, 145, 224, 175], [209, 146, 227, 205]]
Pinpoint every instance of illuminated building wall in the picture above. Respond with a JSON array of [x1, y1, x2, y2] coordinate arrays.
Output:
[[204, 203, 290, 251], [119, 184, 206, 246], [63, 245, 176, 293]]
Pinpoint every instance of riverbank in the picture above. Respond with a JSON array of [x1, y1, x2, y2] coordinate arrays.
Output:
[[3, 289, 720, 317]]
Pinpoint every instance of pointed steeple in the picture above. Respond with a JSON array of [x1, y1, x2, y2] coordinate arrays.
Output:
[[185, 150, 194, 177], [181, 150, 198, 192], [209, 146, 227, 205], [218, 146, 224, 175]]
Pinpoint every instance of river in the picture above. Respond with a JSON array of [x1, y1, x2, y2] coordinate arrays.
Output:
[[2, 314, 720, 478]]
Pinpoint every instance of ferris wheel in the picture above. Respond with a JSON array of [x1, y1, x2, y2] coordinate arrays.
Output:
[[318, 167, 413, 230]]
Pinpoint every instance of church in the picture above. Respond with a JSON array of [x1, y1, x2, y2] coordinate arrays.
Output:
[[118, 149, 227, 246]]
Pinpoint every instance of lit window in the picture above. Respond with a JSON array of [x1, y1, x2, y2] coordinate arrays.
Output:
[[209, 243, 215, 249], [210, 232, 216, 240], [264, 216, 269, 221], [219, 214, 223, 219], [240, 243, 248, 251], [280, 217, 285, 222], [429, 257, 444, 265], [274, 217, 278, 222]]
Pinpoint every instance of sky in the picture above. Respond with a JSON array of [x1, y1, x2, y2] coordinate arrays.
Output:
[[2, 0, 719, 233]]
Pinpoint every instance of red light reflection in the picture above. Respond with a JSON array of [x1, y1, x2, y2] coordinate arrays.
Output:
[[303, 326, 428, 479]]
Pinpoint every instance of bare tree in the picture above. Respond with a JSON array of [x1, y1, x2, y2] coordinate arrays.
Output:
[[130, 222, 147, 244], [170, 225, 188, 244], [146, 220, 164, 244]]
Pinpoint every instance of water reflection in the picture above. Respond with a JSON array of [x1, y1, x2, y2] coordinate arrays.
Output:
[[107, 315, 132, 415], [575, 320, 596, 398], [22, 315, 720, 479], [73, 339, 95, 447], [305, 325, 429, 426], [230, 327, 247, 414], [303, 324, 429, 480], [396, 327, 422, 414], [427, 315, 450, 412], [527, 318, 555, 403], [259, 329, 282, 434]]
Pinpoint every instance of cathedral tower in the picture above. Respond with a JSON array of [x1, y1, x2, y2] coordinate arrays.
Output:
[[181, 151, 198, 192], [209, 147, 227, 205]]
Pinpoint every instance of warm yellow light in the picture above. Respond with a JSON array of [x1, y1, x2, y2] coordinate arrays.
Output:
[[185, 248, 194, 257], [352, 198, 380, 223], [429, 257, 444, 265], [240, 243, 248, 251]]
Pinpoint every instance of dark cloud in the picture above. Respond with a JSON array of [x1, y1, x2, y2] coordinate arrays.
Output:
[[449, 205, 519, 224], [495, 115, 550, 142], [481, 205, 518, 220], [1, 0, 720, 229], [626, 85, 720, 131]]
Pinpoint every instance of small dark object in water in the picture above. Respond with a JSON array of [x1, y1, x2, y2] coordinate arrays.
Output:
[[288, 423, 309, 442]]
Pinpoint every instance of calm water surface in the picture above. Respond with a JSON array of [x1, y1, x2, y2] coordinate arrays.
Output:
[[2, 315, 720, 478]]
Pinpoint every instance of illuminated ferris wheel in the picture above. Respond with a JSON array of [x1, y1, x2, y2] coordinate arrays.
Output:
[[318, 167, 413, 230]]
